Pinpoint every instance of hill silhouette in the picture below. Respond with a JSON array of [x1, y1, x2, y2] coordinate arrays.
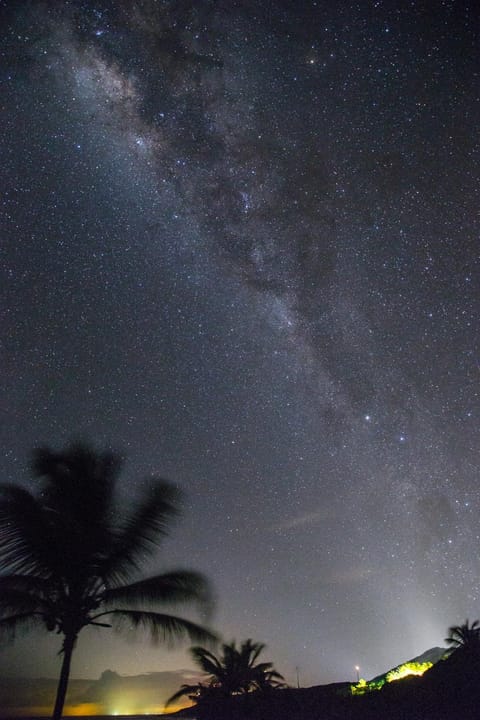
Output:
[[2, 646, 479, 719], [167, 646, 480, 720], [0, 668, 204, 716]]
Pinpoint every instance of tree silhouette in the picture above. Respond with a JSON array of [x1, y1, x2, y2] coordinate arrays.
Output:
[[0, 443, 216, 720], [167, 638, 285, 709], [445, 620, 480, 652]]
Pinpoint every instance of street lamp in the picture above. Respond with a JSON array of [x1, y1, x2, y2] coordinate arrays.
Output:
[[355, 665, 360, 682]]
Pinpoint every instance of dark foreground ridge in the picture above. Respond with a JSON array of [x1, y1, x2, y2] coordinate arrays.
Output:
[[166, 646, 480, 720]]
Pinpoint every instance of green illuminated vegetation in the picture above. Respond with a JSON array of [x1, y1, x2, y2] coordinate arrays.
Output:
[[445, 619, 480, 651], [351, 678, 370, 695], [351, 660, 433, 695], [386, 660, 433, 682]]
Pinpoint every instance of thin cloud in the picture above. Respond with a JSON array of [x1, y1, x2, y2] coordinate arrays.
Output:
[[273, 509, 330, 531]]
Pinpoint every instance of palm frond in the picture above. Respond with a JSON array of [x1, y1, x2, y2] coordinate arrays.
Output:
[[99, 609, 217, 647], [241, 639, 265, 667], [186, 639, 284, 696], [32, 443, 119, 526], [102, 481, 182, 584], [165, 683, 206, 707], [445, 619, 480, 648], [102, 570, 213, 617], [251, 661, 275, 674], [190, 646, 225, 677], [32, 444, 118, 567], [0, 574, 56, 619], [0, 485, 97, 583], [0, 588, 46, 615], [0, 612, 47, 642], [0, 485, 57, 576], [0, 573, 54, 594]]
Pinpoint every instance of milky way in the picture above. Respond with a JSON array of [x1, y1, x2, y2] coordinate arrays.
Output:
[[0, 0, 479, 686]]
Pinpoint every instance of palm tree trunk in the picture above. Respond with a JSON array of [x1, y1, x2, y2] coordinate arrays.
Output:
[[52, 634, 76, 720]]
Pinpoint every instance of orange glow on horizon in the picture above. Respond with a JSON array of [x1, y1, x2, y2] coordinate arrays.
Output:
[[63, 703, 103, 716], [3, 694, 196, 717], [4, 703, 193, 718], [4, 703, 103, 717]]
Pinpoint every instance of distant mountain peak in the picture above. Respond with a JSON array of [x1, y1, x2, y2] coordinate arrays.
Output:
[[369, 646, 448, 685]]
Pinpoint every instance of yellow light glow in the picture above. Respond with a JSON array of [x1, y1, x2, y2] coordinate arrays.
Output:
[[386, 661, 432, 683]]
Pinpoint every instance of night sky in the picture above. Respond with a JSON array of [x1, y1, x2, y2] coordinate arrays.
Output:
[[0, 0, 479, 689]]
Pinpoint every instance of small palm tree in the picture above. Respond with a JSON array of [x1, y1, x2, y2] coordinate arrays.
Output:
[[0, 443, 216, 720], [167, 638, 285, 708], [445, 620, 480, 651]]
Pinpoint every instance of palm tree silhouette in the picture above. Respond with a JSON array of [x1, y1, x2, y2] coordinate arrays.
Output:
[[167, 638, 285, 708], [0, 443, 216, 720], [445, 619, 480, 651]]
